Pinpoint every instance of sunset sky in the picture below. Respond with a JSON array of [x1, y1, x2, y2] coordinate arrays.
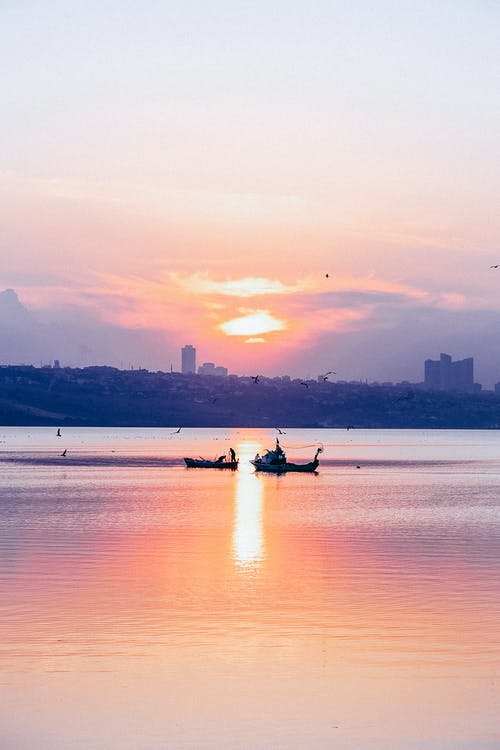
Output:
[[1, 1, 499, 383]]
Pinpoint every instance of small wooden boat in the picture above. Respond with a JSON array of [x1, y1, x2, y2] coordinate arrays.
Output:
[[184, 457, 239, 469], [250, 442, 322, 473]]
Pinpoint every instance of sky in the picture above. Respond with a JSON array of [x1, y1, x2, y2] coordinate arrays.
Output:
[[1, 1, 499, 384]]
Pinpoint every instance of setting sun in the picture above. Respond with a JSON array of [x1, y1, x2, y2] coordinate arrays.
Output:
[[219, 310, 286, 337]]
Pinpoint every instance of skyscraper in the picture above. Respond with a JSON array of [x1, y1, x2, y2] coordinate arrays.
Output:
[[424, 353, 474, 392], [181, 345, 196, 374]]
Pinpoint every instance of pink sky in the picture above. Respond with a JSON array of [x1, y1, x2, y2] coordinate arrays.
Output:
[[1, 2, 499, 382]]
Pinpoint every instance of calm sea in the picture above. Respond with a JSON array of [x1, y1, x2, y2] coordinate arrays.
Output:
[[1, 428, 499, 750]]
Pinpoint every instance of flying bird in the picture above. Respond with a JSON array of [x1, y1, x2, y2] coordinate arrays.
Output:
[[491, 265, 500, 269], [251, 375, 260, 383], [275, 427, 286, 435], [300, 381, 309, 388], [61, 449, 67, 457], [171, 427, 182, 434], [56, 428, 61, 437]]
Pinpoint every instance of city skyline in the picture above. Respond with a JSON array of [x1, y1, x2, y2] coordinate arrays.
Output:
[[3, 286, 500, 387]]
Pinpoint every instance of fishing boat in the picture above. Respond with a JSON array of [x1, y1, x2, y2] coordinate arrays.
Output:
[[250, 440, 322, 473], [184, 455, 238, 469]]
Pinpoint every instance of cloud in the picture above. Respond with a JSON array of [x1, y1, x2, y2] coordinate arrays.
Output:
[[171, 272, 309, 298], [2, 173, 312, 226]]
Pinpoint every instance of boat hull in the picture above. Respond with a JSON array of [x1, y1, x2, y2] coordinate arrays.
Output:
[[250, 460, 318, 473], [184, 458, 239, 469]]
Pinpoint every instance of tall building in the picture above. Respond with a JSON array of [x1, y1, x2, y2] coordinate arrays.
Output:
[[181, 345, 196, 374], [424, 353, 474, 392], [452, 357, 473, 392]]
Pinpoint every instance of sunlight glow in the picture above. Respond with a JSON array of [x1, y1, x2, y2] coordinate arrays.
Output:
[[173, 273, 308, 298], [219, 310, 286, 337], [233, 441, 265, 568]]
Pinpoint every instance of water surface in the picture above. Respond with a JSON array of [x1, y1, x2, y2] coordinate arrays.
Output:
[[1, 428, 499, 749]]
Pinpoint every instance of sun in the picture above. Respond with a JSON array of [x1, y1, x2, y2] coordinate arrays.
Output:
[[219, 310, 286, 337]]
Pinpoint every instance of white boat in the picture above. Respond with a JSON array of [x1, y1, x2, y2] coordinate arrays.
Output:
[[250, 440, 322, 473]]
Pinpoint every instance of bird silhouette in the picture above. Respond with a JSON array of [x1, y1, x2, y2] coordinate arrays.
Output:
[[56, 428, 61, 437], [325, 273, 330, 278], [300, 381, 309, 388], [251, 375, 260, 383], [275, 427, 286, 434], [491, 265, 500, 269], [61, 449, 67, 457], [322, 376, 329, 382], [171, 427, 182, 434]]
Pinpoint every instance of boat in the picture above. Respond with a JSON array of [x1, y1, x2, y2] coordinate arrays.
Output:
[[250, 440, 322, 473], [184, 456, 239, 469]]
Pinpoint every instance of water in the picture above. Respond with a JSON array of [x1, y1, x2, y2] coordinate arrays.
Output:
[[1, 428, 499, 749]]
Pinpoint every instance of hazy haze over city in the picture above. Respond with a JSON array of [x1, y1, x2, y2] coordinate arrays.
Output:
[[1, 2, 499, 384]]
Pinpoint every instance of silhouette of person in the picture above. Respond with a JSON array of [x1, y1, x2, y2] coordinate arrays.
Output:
[[229, 447, 236, 462], [217, 454, 226, 463]]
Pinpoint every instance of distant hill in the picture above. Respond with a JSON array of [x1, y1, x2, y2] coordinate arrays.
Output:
[[1, 365, 500, 428]]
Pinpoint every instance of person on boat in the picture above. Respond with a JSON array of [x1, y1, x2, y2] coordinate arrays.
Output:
[[216, 454, 226, 463], [272, 439, 286, 465], [229, 447, 236, 463], [254, 453, 261, 463]]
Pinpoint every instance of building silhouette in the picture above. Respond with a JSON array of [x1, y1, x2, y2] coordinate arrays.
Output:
[[424, 353, 474, 393], [198, 362, 228, 377], [181, 345, 196, 374]]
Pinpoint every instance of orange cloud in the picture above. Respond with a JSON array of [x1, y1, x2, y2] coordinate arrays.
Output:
[[171, 272, 309, 298]]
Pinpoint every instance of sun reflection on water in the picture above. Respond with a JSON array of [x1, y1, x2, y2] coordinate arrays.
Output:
[[232, 440, 265, 569]]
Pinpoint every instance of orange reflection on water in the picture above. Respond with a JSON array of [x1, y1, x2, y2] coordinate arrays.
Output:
[[232, 439, 265, 569]]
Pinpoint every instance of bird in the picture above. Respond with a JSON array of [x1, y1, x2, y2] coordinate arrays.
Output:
[[300, 381, 309, 388], [61, 449, 67, 457], [275, 427, 286, 435], [490, 265, 500, 268], [322, 376, 329, 382], [56, 428, 61, 437], [325, 273, 330, 278], [251, 375, 260, 383], [171, 426, 182, 434]]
